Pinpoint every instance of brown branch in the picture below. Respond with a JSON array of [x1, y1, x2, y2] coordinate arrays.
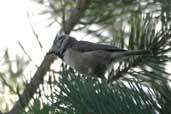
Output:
[[5, 0, 91, 114], [5, 54, 56, 114], [62, 0, 91, 34]]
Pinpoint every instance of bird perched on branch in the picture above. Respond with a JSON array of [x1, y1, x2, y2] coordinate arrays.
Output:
[[48, 34, 150, 78]]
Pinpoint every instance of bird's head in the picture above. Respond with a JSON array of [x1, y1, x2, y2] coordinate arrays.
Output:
[[48, 34, 69, 58]]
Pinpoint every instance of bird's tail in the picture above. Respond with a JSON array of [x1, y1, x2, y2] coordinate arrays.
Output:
[[111, 50, 151, 60]]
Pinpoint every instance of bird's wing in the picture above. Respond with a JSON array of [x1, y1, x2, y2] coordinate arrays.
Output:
[[70, 40, 126, 52]]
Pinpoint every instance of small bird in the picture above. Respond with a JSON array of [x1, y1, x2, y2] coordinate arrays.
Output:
[[48, 34, 150, 78]]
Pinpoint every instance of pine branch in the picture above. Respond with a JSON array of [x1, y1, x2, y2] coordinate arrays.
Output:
[[110, 58, 141, 82], [5, 1, 91, 114], [52, 70, 171, 114], [109, 15, 171, 83]]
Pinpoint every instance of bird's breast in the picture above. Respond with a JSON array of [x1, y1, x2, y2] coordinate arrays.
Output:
[[63, 49, 91, 73], [63, 49, 113, 77]]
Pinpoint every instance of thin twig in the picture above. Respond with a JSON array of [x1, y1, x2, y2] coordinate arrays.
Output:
[[61, 0, 66, 31], [0, 72, 16, 94], [26, 12, 44, 54], [18, 41, 38, 68]]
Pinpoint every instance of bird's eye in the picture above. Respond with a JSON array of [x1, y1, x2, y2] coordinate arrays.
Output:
[[53, 34, 66, 47], [58, 36, 63, 40], [58, 35, 65, 40]]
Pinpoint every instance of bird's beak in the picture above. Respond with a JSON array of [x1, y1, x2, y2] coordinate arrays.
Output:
[[47, 46, 56, 55], [47, 45, 63, 58]]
